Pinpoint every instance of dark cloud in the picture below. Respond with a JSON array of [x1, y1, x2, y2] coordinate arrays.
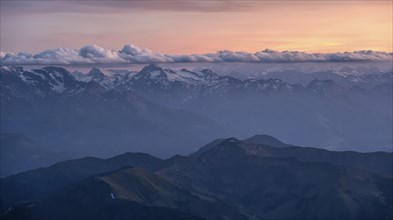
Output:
[[1, 44, 392, 65], [1, 0, 257, 15]]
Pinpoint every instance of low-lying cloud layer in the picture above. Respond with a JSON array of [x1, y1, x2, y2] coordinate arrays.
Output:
[[1, 44, 392, 65]]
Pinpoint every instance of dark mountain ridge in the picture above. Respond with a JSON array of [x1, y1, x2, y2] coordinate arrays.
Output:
[[0, 152, 179, 207], [2, 135, 391, 220]]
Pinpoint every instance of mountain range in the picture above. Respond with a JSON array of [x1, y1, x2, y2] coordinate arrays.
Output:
[[0, 66, 225, 166], [0, 64, 392, 176], [1, 135, 392, 220]]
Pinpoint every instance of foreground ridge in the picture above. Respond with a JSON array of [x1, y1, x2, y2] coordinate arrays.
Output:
[[1, 135, 392, 220]]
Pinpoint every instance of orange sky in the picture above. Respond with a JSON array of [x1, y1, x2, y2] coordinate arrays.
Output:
[[0, 1, 392, 53]]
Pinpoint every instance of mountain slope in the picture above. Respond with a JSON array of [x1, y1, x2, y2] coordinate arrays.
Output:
[[160, 138, 392, 220], [3, 167, 245, 220], [0, 152, 167, 209], [3, 170, 204, 220]]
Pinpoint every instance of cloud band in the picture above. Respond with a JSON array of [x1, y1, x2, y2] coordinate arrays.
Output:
[[1, 44, 392, 65]]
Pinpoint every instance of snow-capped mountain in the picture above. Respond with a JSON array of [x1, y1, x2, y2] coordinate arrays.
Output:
[[81, 64, 312, 106], [73, 68, 105, 82], [2, 64, 390, 105], [1, 64, 391, 153], [0, 66, 99, 103], [19, 66, 79, 93], [1, 65, 225, 161], [127, 64, 241, 102], [119, 64, 356, 107], [73, 67, 137, 89], [73, 67, 106, 83], [65, 64, 393, 102], [261, 69, 393, 88]]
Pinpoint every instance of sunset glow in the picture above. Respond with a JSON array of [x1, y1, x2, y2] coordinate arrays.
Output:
[[1, 1, 391, 54]]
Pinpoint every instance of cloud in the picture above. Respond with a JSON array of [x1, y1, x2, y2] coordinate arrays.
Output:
[[216, 50, 260, 62], [1, 49, 86, 65], [119, 44, 170, 63], [79, 45, 123, 63], [1, 0, 257, 15], [1, 44, 392, 66]]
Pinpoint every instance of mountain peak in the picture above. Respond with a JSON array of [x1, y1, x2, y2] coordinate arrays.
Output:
[[191, 137, 242, 157], [41, 66, 71, 78], [244, 134, 289, 148], [89, 67, 100, 72], [192, 137, 277, 162], [88, 67, 105, 76], [142, 63, 163, 71], [219, 137, 240, 145], [200, 69, 219, 80], [85, 67, 106, 82], [133, 64, 167, 80], [180, 68, 191, 72]]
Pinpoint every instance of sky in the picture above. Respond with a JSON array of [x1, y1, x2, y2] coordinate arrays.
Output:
[[1, 0, 392, 56]]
